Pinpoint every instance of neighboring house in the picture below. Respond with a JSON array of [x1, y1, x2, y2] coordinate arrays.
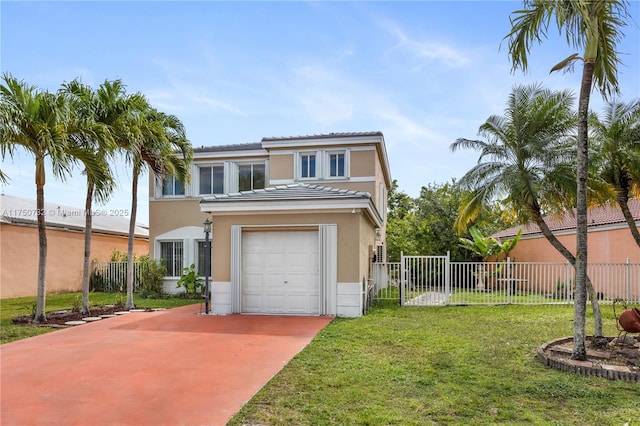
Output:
[[149, 132, 392, 317], [0, 194, 149, 298], [493, 198, 640, 263]]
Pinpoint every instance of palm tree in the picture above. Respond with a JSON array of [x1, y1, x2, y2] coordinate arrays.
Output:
[[590, 99, 640, 247], [452, 82, 580, 262], [0, 74, 73, 322], [452, 84, 578, 234], [504, 0, 631, 360], [62, 79, 124, 314], [122, 106, 193, 309]]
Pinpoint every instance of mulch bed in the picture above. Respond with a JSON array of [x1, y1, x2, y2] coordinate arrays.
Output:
[[12, 305, 152, 327], [537, 336, 640, 382]]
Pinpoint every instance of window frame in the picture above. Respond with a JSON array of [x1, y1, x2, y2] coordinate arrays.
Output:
[[159, 240, 184, 277], [161, 175, 185, 197], [324, 149, 349, 179], [198, 163, 225, 196], [297, 151, 319, 180], [237, 161, 266, 192], [295, 149, 350, 181]]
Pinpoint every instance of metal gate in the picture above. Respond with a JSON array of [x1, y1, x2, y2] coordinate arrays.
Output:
[[400, 253, 450, 306]]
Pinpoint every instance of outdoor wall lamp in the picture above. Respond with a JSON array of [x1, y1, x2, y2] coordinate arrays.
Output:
[[204, 218, 212, 314], [375, 228, 381, 241]]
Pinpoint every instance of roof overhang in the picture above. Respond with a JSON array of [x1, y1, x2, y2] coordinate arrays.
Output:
[[200, 185, 384, 228]]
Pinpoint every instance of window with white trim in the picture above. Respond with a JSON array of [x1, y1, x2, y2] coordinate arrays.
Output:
[[327, 151, 345, 178], [159, 241, 183, 276], [300, 153, 317, 179], [295, 149, 349, 180], [199, 165, 224, 195], [238, 163, 265, 191], [162, 176, 185, 196]]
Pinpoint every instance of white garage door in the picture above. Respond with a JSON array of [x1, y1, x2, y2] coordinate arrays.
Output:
[[242, 231, 319, 314]]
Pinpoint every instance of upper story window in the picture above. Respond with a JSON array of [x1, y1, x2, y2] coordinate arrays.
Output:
[[295, 149, 349, 181], [300, 153, 317, 179], [238, 163, 265, 191], [199, 165, 224, 195], [162, 176, 185, 196], [328, 152, 345, 178]]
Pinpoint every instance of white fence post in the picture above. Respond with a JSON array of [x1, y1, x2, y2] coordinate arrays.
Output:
[[444, 251, 451, 305], [565, 261, 572, 304], [400, 251, 405, 306], [626, 258, 631, 302], [506, 257, 512, 304]]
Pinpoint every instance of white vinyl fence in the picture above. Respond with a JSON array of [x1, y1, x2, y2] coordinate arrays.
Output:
[[372, 253, 640, 306], [91, 261, 143, 292]]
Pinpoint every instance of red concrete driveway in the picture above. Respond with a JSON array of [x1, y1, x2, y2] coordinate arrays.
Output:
[[1, 304, 333, 426]]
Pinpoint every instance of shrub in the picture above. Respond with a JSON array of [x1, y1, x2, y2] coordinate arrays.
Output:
[[138, 255, 167, 298]]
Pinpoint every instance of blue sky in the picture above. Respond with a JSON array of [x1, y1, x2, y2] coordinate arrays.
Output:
[[2, 1, 639, 225]]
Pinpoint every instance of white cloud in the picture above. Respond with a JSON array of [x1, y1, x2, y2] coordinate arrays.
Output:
[[192, 96, 245, 116], [379, 19, 471, 68]]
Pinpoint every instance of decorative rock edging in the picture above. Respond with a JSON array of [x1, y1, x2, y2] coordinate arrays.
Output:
[[537, 336, 640, 383], [60, 309, 153, 327]]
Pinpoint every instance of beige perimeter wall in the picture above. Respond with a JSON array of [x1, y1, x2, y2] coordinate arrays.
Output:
[[0, 223, 149, 299]]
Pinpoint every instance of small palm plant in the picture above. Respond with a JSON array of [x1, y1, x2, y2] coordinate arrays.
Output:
[[459, 227, 522, 290], [459, 227, 500, 290], [176, 264, 204, 297]]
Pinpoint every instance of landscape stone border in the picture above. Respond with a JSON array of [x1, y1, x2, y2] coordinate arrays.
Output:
[[537, 336, 639, 382]]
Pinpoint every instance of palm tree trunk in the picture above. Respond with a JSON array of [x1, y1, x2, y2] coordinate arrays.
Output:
[[572, 59, 596, 360], [81, 181, 94, 315], [529, 202, 605, 348], [34, 179, 47, 323], [125, 163, 139, 309], [617, 192, 640, 248]]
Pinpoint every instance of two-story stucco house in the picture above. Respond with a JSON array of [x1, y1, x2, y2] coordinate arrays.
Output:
[[149, 132, 391, 317]]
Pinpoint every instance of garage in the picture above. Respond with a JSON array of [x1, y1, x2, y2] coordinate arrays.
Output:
[[241, 230, 320, 314]]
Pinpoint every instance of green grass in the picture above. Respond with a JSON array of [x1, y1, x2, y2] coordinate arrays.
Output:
[[0, 292, 200, 344], [229, 302, 640, 426]]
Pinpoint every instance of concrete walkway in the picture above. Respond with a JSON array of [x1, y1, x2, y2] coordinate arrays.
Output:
[[1, 304, 333, 426]]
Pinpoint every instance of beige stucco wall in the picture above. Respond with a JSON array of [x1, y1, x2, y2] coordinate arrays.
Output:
[[207, 210, 366, 284], [268, 152, 293, 181], [358, 212, 377, 285], [0, 223, 149, 299], [507, 227, 640, 263], [148, 198, 208, 257]]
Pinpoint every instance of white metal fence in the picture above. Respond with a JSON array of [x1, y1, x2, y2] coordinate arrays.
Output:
[[372, 253, 640, 306], [90, 261, 143, 292]]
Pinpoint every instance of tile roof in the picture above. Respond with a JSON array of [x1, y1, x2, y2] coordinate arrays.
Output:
[[493, 198, 640, 239], [193, 142, 263, 153], [261, 131, 383, 142], [0, 194, 148, 237], [200, 183, 371, 203], [192, 132, 384, 153]]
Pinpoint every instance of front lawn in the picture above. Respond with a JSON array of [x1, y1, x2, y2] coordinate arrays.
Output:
[[229, 302, 639, 425], [0, 292, 200, 344]]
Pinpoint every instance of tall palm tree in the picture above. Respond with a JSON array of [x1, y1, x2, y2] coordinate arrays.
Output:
[[62, 79, 123, 314], [122, 106, 193, 309], [590, 99, 640, 247], [505, 0, 631, 360], [0, 74, 72, 322]]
